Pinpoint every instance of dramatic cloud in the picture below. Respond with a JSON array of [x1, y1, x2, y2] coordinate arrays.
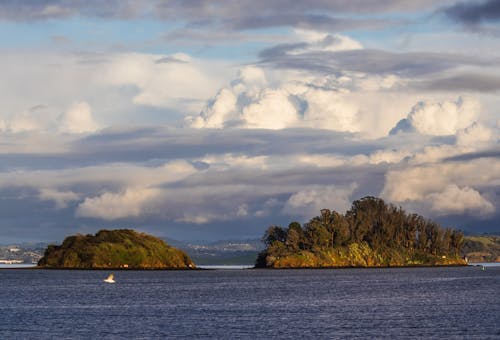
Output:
[[428, 184, 495, 216], [382, 158, 499, 215], [99, 53, 232, 113], [416, 73, 500, 93], [391, 96, 480, 135], [0, 51, 234, 133], [76, 187, 160, 220], [1, 1, 500, 243], [456, 122, 495, 146], [0, 1, 144, 21], [0, 1, 450, 28], [443, 0, 500, 25]]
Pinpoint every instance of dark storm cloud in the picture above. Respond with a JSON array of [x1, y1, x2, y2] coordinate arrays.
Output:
[[0, 0, 449, 31], [443, 0, 500, 24], [1, 126, 498, 242], [444, 149, 500, 162], [414, 73, 500, 93], [0, 126, 445, 172], [0, 127, 393, 242], [0, 0, 145, 21], [259, 47, 499, 76], [0, 127, 375, 170]]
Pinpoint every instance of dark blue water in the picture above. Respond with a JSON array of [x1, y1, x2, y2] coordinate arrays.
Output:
[[1, 267, 499, 339]]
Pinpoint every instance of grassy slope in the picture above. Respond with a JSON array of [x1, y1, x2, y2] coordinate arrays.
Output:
[[260, 242, 466, 268], [38, 229, 195, 269], [462, 236, 500, 262]]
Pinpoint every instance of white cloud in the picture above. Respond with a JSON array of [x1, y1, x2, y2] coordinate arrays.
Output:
[[76, 187, 159, 220], [456, 122, 495, 146], [4, 111, 48, 133], [58, 101, 99, 134], [255, 198, 281, 217], [189, 88, 237, 128], [292, 29, 363, 53], [176, 213, 213, 224], [394, 96, 480, 135], [297, 154, 346, 168], [283, 184, 357, 218], [39, 188, 79, 209], [0, 160, 198, 194], [242, 88, 298, 129], [187, 64, 422, 137], [100, 52, 232, 113], [0, 51, 234, 135], [236, 204, 249, 217], [187, 68, 366, 132], [368, 149, 413, 164], [428, 184, 494, 216], [302, 88, 360, 132], [201, 153, 269, 170], [381, 158, 500, 216], [234, 65, 268, 89]]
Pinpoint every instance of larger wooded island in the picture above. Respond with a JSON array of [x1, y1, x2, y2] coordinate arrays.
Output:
[[38, 229, 195, 269], [256, 197, 467, 268]]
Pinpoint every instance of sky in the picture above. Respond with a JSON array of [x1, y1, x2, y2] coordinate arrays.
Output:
[[0, 0, 499, 243]]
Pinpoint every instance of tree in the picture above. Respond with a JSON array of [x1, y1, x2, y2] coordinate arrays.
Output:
[[286, 222, 303, 251], [262, 225, 287, 246]]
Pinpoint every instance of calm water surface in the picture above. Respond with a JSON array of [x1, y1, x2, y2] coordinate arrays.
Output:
[[1, 267, 499, 339]]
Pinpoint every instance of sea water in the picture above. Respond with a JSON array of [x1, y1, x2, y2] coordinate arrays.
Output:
[[0, 267, 499, 339]]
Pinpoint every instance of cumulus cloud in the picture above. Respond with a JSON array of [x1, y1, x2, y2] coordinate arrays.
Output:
[[58, 101, 99, 134], [187, 65, 365, 132], [76, 187, 159, 220], [0, 51, 234, 135], [283, 184, 357, 218], [242, 88, 298, 129], [2, 108, 50, 133], [290, 29, 363, 54], [456, 122, 495, 146], [381, 158, 500, 217], [189, 88, 237, 128], [302, 88, 360, 131], [391, 96, 480, 135], [188, 64, 420, 137], [100, 52, 232, 113], [428, 184, 495, 216]]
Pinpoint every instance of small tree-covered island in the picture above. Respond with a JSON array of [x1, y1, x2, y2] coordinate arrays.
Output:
[[38, 229, 195, 269], [256, 197, 467, 268]]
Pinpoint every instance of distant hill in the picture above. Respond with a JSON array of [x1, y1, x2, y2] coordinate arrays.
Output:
[[256, 197, 467, 268], [462, 236, 500, 262], [0, 243, 45, 264], [181, 239, 263, 265], [38, 229, 195, 269]]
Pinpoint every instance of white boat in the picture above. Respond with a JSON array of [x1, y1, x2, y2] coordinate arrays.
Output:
[[103, 274, 115, 283]]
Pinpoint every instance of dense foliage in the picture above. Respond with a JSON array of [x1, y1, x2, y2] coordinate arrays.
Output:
[[38, 229, 195, 269], [256, 197, 466, 268]]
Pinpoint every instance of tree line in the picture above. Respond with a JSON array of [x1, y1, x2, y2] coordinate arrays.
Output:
[[257, 196, 464, 266]]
